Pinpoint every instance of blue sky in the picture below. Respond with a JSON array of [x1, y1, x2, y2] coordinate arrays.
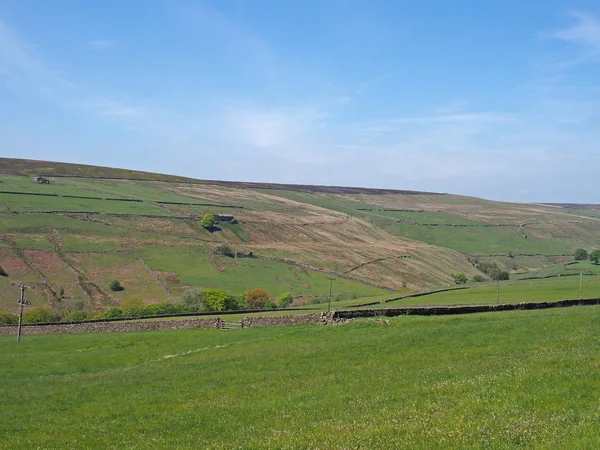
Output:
[[1, 0, 599, 202]]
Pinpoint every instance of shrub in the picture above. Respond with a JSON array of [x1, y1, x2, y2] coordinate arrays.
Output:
[[574, 248, 589, 261], [63, 310, 89, 322], [179, 288, 205, 311], [203, 289, 228, 312], [109, 280, 124, 292], [23, 307, 61, 324], [121, 298, 145, 317], [277, 292, 295, 309], [102, 307, 124, 319], [201, 213, 216, 229], [0, 310, 18, 325], [0, 266, 7, 277], [224, 295, 249, 311], [452, 273, 468, 285], [589, 250, 600, 265], [244, 288, 269, 309], [264, 300, 277, 309], [472, 275, 486, 283], [309, 296, 327, 305], [59, 286, 64, 298]]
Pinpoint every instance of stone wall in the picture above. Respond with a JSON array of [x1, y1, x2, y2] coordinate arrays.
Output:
[[334, 298, 600, 320], [241, 312, 339, 328], [0, 318, 224, 335]]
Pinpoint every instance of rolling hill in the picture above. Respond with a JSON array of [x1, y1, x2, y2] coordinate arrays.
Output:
[[1, 157, 599, 312]]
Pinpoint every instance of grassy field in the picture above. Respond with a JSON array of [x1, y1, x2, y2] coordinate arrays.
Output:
[[2, 159, 600, 313], [1, 306, 599, 448]]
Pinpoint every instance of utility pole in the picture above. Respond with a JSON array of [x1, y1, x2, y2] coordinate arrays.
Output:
[[496, 279, 500, 304], [15, 283, 32, 343], [326, 277, 335, 312], [580, 270, 583, 292]]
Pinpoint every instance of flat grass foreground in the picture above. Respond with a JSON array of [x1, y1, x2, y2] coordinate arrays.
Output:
[[1, 307, 599, 449]]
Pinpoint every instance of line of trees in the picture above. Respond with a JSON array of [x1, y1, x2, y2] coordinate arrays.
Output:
[[0, 288, 299, 325], [575, 248, 600, 264]]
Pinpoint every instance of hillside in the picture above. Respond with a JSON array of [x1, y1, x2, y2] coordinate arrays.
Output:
[[1, 158, 599, 312]]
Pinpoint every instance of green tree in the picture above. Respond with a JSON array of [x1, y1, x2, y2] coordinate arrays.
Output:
[[574, 248, 589, 261], [179, 288, 205, 311], [472, 275, 486, 283], [0, 309, 18, 324], [201, 213, 216, 229], [203, 289, 228, 312], [121, 297, 144, 316], [244, 288, 269, 309], [277, 292, 295, 309], [490, 268, 510, 281], [23, 307, 61, 324], [109, 280, 124, 292], [589, 250, 600, 265], [452, 273, 468, 285]]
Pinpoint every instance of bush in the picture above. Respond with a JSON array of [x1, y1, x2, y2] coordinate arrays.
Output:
[[574, 248, 589, 261], [0, 310, 18, 325], [23, 307, 61, 324], [277, 292, 295, 309], [452, 273, 468, 285], [179, 288, 205, 311], [244, 288, 269, 309], [201, 214, 216, 229], [224, 295, 249, 311], [102, 307, 124, 319], [309, 296, 327, 305], [264, 300, 277, 309], [109, 280, 124, 292], [121, 298, 145, 317], [0, 265, 7, 277], [62, 310, 89, 322], [589, 250, 600, 265], [472, 275, 486, 283], [203, 289, 228, 312]]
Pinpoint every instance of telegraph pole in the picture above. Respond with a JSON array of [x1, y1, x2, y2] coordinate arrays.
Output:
[[326, 277, 335, 312], [580, 270, 583, 292], [15, 283, 32, 343], [496, 279, 500, 304]]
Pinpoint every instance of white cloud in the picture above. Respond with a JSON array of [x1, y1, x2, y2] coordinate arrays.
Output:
[[87, 40, 114, 50], [554, 12, 600, 49]]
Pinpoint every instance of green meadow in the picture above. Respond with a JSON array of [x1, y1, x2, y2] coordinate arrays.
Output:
[[1, 306, 599, 448]]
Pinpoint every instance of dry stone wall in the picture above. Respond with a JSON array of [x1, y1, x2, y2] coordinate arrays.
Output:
[[0, 318, 223, 335], [241, 312, 339, 327]]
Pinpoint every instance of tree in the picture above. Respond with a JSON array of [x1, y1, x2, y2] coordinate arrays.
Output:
[[201, 213, 216, 229], [203, 289, 228, 312], [472, 275, 486, 283], [244, 288, 269, 309], [574, 248, 589, 261], [109, 280, 124, 292], [0, 265, 7, 277], [179, 288, 205, 311], [452, 273, 468, 285], [121, 297, 144, 316], [590, 250, 600, 265], [277, 292, 295, 309], [490, 268, 509, 281]]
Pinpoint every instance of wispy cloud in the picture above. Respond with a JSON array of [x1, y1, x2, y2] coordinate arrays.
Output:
[[87, 39, 114, 50], [0, 19, 142, 119], [554, 11, 600, 49]]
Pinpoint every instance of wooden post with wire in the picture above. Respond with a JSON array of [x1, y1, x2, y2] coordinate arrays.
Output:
[[14, 283, 33, 343], [326, 277, 335, 312]]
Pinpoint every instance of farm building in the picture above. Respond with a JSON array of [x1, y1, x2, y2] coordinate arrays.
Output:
[[32, 176, 50, 184]]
